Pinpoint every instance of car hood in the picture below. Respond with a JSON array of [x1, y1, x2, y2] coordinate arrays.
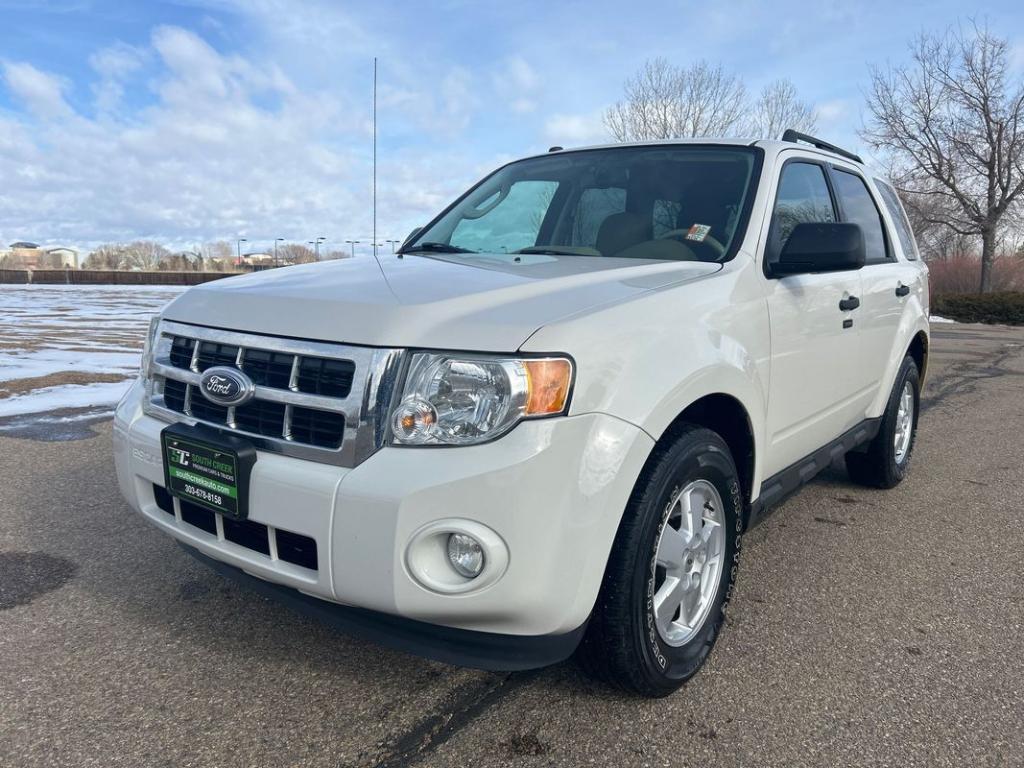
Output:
[[163, 253, 721, 351]]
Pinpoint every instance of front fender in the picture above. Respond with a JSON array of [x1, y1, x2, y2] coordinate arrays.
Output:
[[522, 259, 771, 498]]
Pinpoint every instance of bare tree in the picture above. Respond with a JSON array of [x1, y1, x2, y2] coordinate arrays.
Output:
[[277, 243, 316, 264], [83, 241, 170, 270], [83, 244, 127, 269], [123, 240, 170, 270], [605, 58, 748, 140], [746, 79, 817, 139], [862, 23, 1024, 292], [158, 252, 202, 271]]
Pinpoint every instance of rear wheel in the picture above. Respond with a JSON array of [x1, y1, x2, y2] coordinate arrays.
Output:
[[846, 355, 920, 489], [577, 425, 743, 697]]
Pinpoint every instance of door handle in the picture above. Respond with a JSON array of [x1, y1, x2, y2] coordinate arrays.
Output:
[[895, 284, 910, 297], [839, 296, 860, 311]]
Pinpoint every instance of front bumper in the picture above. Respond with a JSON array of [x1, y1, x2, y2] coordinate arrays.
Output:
[[113, 377, 653, 661]]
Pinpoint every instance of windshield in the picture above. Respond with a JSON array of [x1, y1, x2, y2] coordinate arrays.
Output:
[[405, 145, 761, 262]]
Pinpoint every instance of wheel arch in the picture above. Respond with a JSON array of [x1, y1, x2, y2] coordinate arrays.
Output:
[[908, 330, 929, 383], [650, 393, 757, 519]]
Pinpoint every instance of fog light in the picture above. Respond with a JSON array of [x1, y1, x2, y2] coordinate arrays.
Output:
[[447, 533, 484, 578]]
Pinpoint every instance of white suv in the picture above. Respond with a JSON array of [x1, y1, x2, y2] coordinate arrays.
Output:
[[114, 132, 929, 697]]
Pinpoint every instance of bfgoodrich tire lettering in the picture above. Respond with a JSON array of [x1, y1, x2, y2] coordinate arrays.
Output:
[[577, 425, 743, 697]]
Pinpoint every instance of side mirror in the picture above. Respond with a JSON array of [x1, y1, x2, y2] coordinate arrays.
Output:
[[771, 222, 865, 276], [399, 227, 423, 252]]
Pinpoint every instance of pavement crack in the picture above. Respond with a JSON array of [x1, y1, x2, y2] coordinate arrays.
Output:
[[921, 342, 1022, 412], [365, 671, 530, 768]]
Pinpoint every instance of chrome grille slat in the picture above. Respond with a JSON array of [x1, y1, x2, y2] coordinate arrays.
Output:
[[143, 320, 405, 468]]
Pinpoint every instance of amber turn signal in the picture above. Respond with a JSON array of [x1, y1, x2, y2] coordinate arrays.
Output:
[[523, 358, 572, 415]]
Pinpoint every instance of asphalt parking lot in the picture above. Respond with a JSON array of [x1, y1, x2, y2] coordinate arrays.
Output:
[[2, 323, 1022, 768]]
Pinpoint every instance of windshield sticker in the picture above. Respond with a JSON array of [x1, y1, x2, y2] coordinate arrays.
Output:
[[686, 224, 711, 242]]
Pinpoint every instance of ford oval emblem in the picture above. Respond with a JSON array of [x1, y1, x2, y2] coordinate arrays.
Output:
[[198, 366, 255, 407]]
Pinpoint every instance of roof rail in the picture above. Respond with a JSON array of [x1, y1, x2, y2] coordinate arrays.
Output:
[[780, 129, 863, 164]]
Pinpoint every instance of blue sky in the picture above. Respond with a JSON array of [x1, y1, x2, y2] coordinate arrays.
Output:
[[2, 0, 1023, 254]]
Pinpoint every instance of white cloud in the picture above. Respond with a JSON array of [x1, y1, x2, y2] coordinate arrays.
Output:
[[493, 56, 541, 114], [0, 26, 367, 248], [542, 111, 608, 147], [89, 42, 146, 112], [1, 62, 71, 118], [0, 20, 499, 253], [815, 98, 849, 130]]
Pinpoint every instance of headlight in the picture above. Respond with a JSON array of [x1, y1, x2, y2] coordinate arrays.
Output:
[[140, 316, 160, 376], [390, 353, 573, 446]]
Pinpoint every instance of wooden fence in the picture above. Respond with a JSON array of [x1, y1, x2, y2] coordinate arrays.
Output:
[[0, 269, 244, 286]]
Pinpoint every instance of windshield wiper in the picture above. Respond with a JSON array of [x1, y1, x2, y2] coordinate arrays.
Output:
[[514, 246, 598, 257], [400, 242, 476, 254]]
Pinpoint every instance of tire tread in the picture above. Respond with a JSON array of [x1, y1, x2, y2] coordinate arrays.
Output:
[[577, 424, 735, 697]]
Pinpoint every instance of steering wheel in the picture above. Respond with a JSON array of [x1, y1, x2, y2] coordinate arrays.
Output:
[[656, 228, 727, 258]]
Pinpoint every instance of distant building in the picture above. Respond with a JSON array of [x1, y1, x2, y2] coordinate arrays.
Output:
[[239, 251, 275, 266], [45, 247, 79, 268], [0, 242, 78, 269]]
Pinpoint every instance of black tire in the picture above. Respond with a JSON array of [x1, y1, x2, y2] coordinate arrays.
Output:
[[577, 425, 743, 698], [846, 355, 920, 489]]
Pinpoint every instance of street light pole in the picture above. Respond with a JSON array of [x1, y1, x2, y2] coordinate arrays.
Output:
[[315, 236, 325, 261], [236, 238, 247, 266], [345, 240, 360, 258], [274, 237, 284, 267], [386, 239, 399, 253]]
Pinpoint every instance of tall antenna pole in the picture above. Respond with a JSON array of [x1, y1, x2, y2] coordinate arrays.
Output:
[[367, 57, 392, 291], [372, 56, 377, 259]]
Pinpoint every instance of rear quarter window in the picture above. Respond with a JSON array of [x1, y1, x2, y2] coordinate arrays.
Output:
[[874, 180, 919, 261]]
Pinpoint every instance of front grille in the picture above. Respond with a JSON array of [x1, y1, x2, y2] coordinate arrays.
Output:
[[234, 400, 287, 438], [290, 406, 345, 449], [145, 321, 401, 466], [296, 356, 354, 397], [187, 393, 229, 424], [165, 337, 355, 398], [195, 341, 239, 371], [153, 483, 319, 571], [241, 348, 294, 389], [169, 337, 196, 368], [163, 379, 187, 412], [159, 380, 346, 446]]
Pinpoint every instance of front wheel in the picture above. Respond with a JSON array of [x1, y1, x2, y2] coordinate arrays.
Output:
[[577, 425, 743, 697], [846, 355, 920, 489]]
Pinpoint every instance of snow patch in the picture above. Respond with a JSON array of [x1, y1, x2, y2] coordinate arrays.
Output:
[[0, 348, 141, 380], [0, 284, 184, 419], [929, 315, 956, 324], [0, 380, 134, 417]]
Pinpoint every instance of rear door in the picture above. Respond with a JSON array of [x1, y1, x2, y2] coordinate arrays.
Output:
[[832, 169, 920, 409], [762, 156, 867, 477]]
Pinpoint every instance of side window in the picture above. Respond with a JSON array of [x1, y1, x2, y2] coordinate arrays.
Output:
[[831, 169, 889, 264], [450, 180, 558, 253], [571, 187, 626, 248], [875, 180, 919, 261], [769, 162, 836, 261]]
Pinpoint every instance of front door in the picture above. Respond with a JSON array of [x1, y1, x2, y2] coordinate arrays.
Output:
[[762, 157, 869, 477]]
